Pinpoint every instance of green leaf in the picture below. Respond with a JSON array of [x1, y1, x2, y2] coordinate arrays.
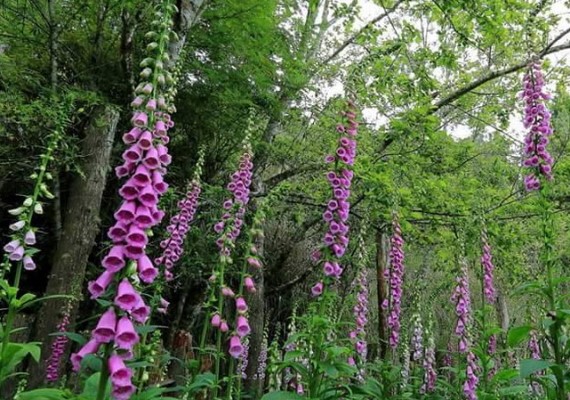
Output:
[[81, 372, 109, 399], [0, 342, 41, 379], [491, 368, 518, 382], [135, 325, 166, 335], [51, 331, 87, 345], [507, 325, 533, 347], [17, 388, 68, 400], [498, 385, 529, 395], [520, 359, 552, 379], [261, 391, 304, 400], [186, 372, 216, 393], [19, 294, 74, 310]]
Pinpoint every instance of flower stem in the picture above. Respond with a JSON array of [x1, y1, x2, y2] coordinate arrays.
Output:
[[96, 345, 111, 400]]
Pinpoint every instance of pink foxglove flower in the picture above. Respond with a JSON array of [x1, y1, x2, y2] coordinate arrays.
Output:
[[385, 214, 405, 348], [521, 61, 554, 191], [45, 312, 70, 382]]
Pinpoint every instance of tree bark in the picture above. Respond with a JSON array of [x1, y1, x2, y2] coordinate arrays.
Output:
[[375, 229, 389, 360], [244, 216, 265, 396], [495, 286, 510, 334], [28, 105, 119, 388], [168, 0, 207, 67]]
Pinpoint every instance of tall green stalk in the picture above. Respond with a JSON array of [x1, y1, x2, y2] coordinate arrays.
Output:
[[0, 130, 60, 378], [539, 185, 565, 400]]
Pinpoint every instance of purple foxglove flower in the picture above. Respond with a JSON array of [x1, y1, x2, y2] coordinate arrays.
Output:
[[138, 185, 158, 207], [23, 255, 36, 271], [118, 179, 140, 200], [463, 351, 479, 400], [143, 146, 160, 169], [131, 297, 150, 324], [115, 316, 139, 350], [146, 99, 157, 112], [45, 312, 70, 382], [229, 335, 243, 359], [220, 320, 229, 333], [108, 222, 129, 243], [221, 286, 235, 297], [247, 257, 261, 268], [134, 205, 154, 228], [211, 313, 221, 328], [126, 225, 148, 248], [521, 61, 554, 191], [3, 239, 20, 253], [244, 276, 256, 293], [387, 214, 405, 348], [24, 230, 36, 245], [123, 145, 142, 162], [88, 270, 115, 299], [160, 297, 169, 309], [132, 111, 148, 128], [481, 232, 496, 304], [236, 297, 248, 313], [114, 201, 137, 223], [102, 246, 126, 272], [9, 246, 24, 261], [311, 281, 324, 297], [122, 127, 142, 144], [137, 255, 158, 283], [9, 220, 25, 231], [132, 164, 151, 187], [420, 333, 437, 394], [131, 97, 144, 108], [71, 339, 100, 372], [451, 262, 472, 353], [155, 120, 167, 136], [109, 354, 132, 384], [111, 383, 136, 400], [236, 315, 251, 337], [93, 308, 117, 343], [115, 279, 138, 311]]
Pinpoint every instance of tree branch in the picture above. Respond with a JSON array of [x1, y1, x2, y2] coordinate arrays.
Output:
[[432, 40, 570, 113], [321, 0, 405, 65]]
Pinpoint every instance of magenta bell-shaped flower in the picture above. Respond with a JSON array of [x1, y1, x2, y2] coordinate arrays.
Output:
[[211, 313, 221, 328], [108, 222, 129, 243], [131, 111, 148, 128], [115, 316, 139, 350], [102, 246, 126, 272], [92, 308, 117, 343], [122, 127, 142, 144], [71, 339, 101, 372], [236, 315, 251, 337], [114, 279, 138, 311], [131, 297, 150, 324], [235, 297, 248, 313], [112, 383, 136, 400], [109, 354, 132, 384], [244, 276, 256, 293], [229, 335, 243, 359], [311, 281, 324, 297], [88, 270, 115, 299], [114, 201, 137, 223], [137, 255, 158, 283]]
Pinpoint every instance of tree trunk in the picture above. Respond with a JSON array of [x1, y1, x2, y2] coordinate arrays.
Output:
[[376, 229, 389, 360], [168, 0, 207, 67], [244, 218, 265, 396], [495, 286, 509, 334], [28, 105, 119, 387]]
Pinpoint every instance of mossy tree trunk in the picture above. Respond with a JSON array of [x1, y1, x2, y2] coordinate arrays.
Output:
[[28, 105, 119, 387]]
